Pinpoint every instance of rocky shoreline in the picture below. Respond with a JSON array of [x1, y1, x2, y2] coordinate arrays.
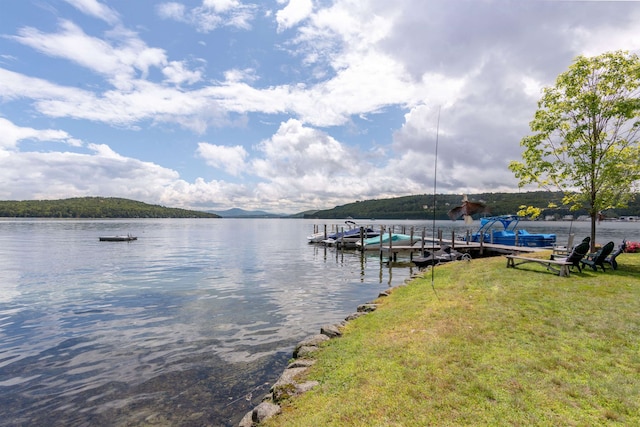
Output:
[[238, 274, 419, 426]]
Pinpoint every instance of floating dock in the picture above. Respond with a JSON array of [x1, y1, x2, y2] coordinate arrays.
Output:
[[99, 235, 137, 242]]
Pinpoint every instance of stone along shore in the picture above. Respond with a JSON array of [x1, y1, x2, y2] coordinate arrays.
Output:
[[238, 274, 418, 426]]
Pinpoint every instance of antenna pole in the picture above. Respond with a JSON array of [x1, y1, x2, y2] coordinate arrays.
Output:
[[431, 107, 441, 297]]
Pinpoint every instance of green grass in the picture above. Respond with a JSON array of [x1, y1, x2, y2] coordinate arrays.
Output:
[[265, 253, 640, 426]]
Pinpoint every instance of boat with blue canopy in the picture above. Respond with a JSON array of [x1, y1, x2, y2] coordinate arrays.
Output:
[[466, 215, 556, 247]]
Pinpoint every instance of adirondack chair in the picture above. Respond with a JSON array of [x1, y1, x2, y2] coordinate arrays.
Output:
[[552, 233, 575, 256], [551, 240, 590, 272], [604, 240, 626, 270], [580, 241, 615, 272]]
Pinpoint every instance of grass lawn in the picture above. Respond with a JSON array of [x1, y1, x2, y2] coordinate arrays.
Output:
[[265, 252, 640, 426]]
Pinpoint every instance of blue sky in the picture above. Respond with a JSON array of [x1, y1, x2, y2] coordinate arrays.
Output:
[[1, 0, 639, 214]]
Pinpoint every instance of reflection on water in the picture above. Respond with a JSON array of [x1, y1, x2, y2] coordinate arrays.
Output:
[[0, 219, 419, 426], [0, 218, 636, 426]]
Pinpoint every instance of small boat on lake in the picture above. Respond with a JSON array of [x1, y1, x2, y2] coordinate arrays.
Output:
[[99, 235, 137, 242], [308, 220, 379, 244], [322, 227, 380, 247], [307, 220, 357, 243], [355, 232, 422, 250], [465, 215, 555, 247]]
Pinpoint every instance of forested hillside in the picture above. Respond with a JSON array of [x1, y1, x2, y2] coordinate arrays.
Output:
[[304, 191, 640, 220], [0, 197, 220, 218], [4, 192, 638, 219]]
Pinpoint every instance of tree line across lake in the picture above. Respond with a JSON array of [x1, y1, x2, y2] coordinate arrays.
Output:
[[1, 192, 639, 219], [0, 197, 220, 218], [304, 191, 640, 220]]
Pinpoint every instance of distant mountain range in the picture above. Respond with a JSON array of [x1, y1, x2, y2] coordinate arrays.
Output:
[[210, 208, 287, 218]]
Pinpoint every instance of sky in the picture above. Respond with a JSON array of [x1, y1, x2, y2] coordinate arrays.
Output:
[[1, 0, 639, 214]]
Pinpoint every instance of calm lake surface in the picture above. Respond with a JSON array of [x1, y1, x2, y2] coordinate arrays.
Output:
[[0, 218, 636, 426]]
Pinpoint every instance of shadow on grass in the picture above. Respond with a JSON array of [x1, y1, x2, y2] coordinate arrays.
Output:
[[573, 255, 640, 278], [505, 253, 640, 279], [599, 264, 640, 278]]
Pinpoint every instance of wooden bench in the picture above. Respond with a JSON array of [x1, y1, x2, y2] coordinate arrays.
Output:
[[505, 254, 573, 277]]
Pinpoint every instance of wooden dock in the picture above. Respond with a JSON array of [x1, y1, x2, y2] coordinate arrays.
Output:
[[377, 239, 546, 262], [309, 223, 553, 262]]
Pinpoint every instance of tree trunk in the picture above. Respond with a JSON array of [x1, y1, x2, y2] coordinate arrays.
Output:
[[590, 214, 597, 253]]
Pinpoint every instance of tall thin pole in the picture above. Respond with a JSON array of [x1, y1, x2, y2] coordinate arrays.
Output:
[[431, 107, 441, 297]]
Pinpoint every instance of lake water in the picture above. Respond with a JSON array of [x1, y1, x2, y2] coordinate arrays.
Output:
[[0, 218, 636, 426]]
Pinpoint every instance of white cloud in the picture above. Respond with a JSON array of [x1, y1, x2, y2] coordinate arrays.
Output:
[[0, 69, 85, 105], [0, 143, 180, 202], [11, 20, 168, 88], [276, 0, 313, 32], [0, 118, 83, 150], [0, 68, 225, 132], [223, 68, 258, 83], [157, 0, 257, 32], [158, 177, 251, 210], [2, 3, 428, 135], [520, 76, 544, 99], [162, 61, 203, 85], [273, 1, 428, 126], [197, 143, 248, 176], [1, 1, 494, 138], [0, 131, 258, 210], [87, 143, 122, 158], [252, 119, 352, 180], [156, 2, 187, 20], [63, 0, 120, 25], [295, 52, 424, 126], [243, 119, 427, 210], [203, 0, 242, 13], [570, 21, 640, 56]]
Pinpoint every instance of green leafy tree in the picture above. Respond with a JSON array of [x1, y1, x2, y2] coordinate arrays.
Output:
[[510, 51, 640, 250]]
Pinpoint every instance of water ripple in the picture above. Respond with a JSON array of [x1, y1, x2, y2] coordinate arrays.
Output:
[[6, 218, 630, 425]]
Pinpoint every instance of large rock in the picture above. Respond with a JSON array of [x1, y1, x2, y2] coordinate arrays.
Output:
[[273, 367, 309, 388], [357, 303, 378, 312], [238, 410, 253, 427], [320, 323, 342, 338], [287, 359, 316, 369], [345, 312, 367, 321], [292, 346, 311, 358], [252, 402, 281, 423], [295, 334, 329, 350], [271, 367, 310, 402], [272, 379, 320, 402], [293, 334, 329, 358]]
